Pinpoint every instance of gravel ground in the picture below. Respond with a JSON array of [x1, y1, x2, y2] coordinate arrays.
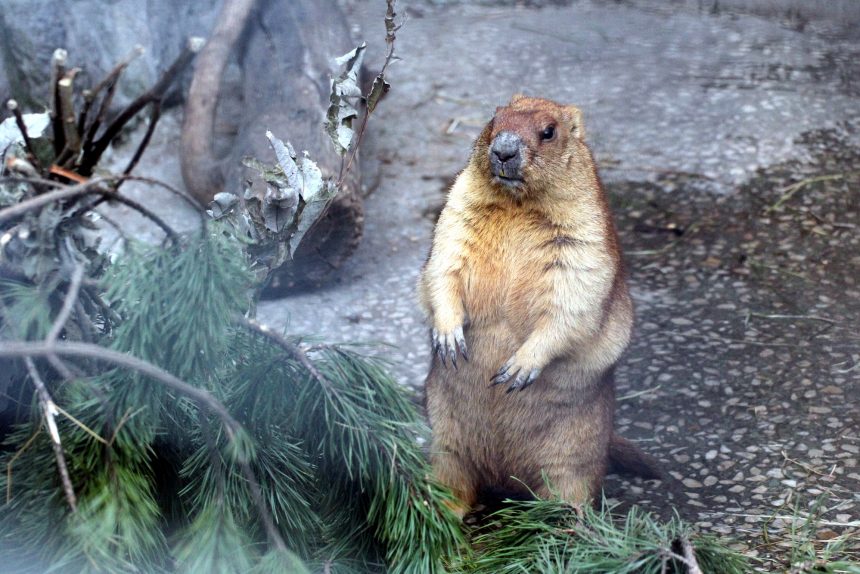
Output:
[[604, 130, 859, 565], [101, 0, 859, 567]]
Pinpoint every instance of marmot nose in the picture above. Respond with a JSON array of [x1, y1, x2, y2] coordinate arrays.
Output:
[[491, 131, 521, 163]]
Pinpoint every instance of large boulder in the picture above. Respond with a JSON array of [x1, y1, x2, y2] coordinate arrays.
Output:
[[0, 0, 219, 110]]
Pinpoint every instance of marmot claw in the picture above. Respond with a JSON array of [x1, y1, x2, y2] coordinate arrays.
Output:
[[489, 359, 541, 393], [433, 325, 468, 368]]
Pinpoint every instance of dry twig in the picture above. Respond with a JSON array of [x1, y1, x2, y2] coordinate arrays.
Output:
[[80, 37, 204, 175], [5, 100, 42, 169], [0, 176, 180, 243], [23, 358, 77, 512]]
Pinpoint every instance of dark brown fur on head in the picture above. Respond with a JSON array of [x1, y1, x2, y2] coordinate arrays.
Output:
[[473, 94, 587, 197]]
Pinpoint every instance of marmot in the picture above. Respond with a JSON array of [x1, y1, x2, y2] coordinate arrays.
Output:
[[418, 95, 657, 516]]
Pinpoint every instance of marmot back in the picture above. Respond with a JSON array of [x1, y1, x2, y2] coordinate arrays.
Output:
[[418, 95, 657, 516]]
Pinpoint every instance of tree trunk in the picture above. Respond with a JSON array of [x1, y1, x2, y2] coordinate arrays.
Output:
[[181, 0, 365, 293]]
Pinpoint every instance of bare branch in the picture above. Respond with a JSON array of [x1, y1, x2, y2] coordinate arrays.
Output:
[[0, 177, 109, 223], [121, 175, 203, 216], [678, 537, 704, 574], [24, 358, 77, 512], [49, 49, 68, 156], [102, 188, 182, 244], [81, 37, 204, 175], [117, 102, 161, 187], [79, 45, 145, 152], [58, 70, 82, 154], [336, 0, 402, 187], [0, 177, 180, 243], [47, 264, 85, 344], [0, 340, 241, 439], [5, 100, 42, 170], [90, 46, 146, 103]]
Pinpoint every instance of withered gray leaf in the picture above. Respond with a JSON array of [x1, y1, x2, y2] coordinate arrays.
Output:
[[261, 183, 299, 233], [366, 75, 390, 115], [206, 192, 240, 219], [266, 131, 300, 191], [289, 180, 337, 256], [324, 43, 366, 155]]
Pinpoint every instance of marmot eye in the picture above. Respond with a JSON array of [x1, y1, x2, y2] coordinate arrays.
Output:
[[541, 125, 556, 141]]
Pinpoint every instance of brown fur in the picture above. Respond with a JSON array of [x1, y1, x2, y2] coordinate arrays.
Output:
[[419, 95, 652, 516]]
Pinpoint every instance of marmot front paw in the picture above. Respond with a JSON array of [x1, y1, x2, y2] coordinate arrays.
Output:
[[432, 325, 468, 368], [489, 356, 542, 393]]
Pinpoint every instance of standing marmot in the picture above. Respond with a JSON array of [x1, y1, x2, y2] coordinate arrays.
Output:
[[418, 95, 656, 516]]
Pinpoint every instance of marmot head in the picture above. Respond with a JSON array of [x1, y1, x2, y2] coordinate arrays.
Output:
[[474, 95, 587, 197]]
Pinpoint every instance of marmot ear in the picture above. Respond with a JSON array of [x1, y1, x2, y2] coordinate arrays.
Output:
[[564, 105, 585, 140]]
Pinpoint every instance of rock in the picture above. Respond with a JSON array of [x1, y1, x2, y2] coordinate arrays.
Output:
[[0, 0, 219, 110]]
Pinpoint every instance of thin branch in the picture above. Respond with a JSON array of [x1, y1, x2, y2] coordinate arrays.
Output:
[[121, 175, 204, 217], [6, 427, 41, 503], [197, 409, 226, 503], [747, 312, 837, 325], [24, 358, 77, 512], [0, 340, 241, 439], [5, 100, 42, 170], [47, 263, 85, 344], [58, 70, 82, 154], [336, 0, 403, 188], [90, 46, 146, 102], [678, 537, 703, 574], [237, 453, 287, 552], [76, 90, 93, 145], [49, 49, 68, 156], [764, 173, 855, 214], [617, 385, 661, 402], [53, 403, 108, 445], [236, 317, 330, 390], [0, 177, 180, 243], [83, 37, 204, 175], [80, 45, 146, 154], [120, 101, 161, 181], [101, 187, 181, 244], [0, 177, 110, 223]]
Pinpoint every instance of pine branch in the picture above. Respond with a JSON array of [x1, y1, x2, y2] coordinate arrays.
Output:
[[236, 317, 330, 389], [0, 340, 241, 439], [0, 337, 289, 555]]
